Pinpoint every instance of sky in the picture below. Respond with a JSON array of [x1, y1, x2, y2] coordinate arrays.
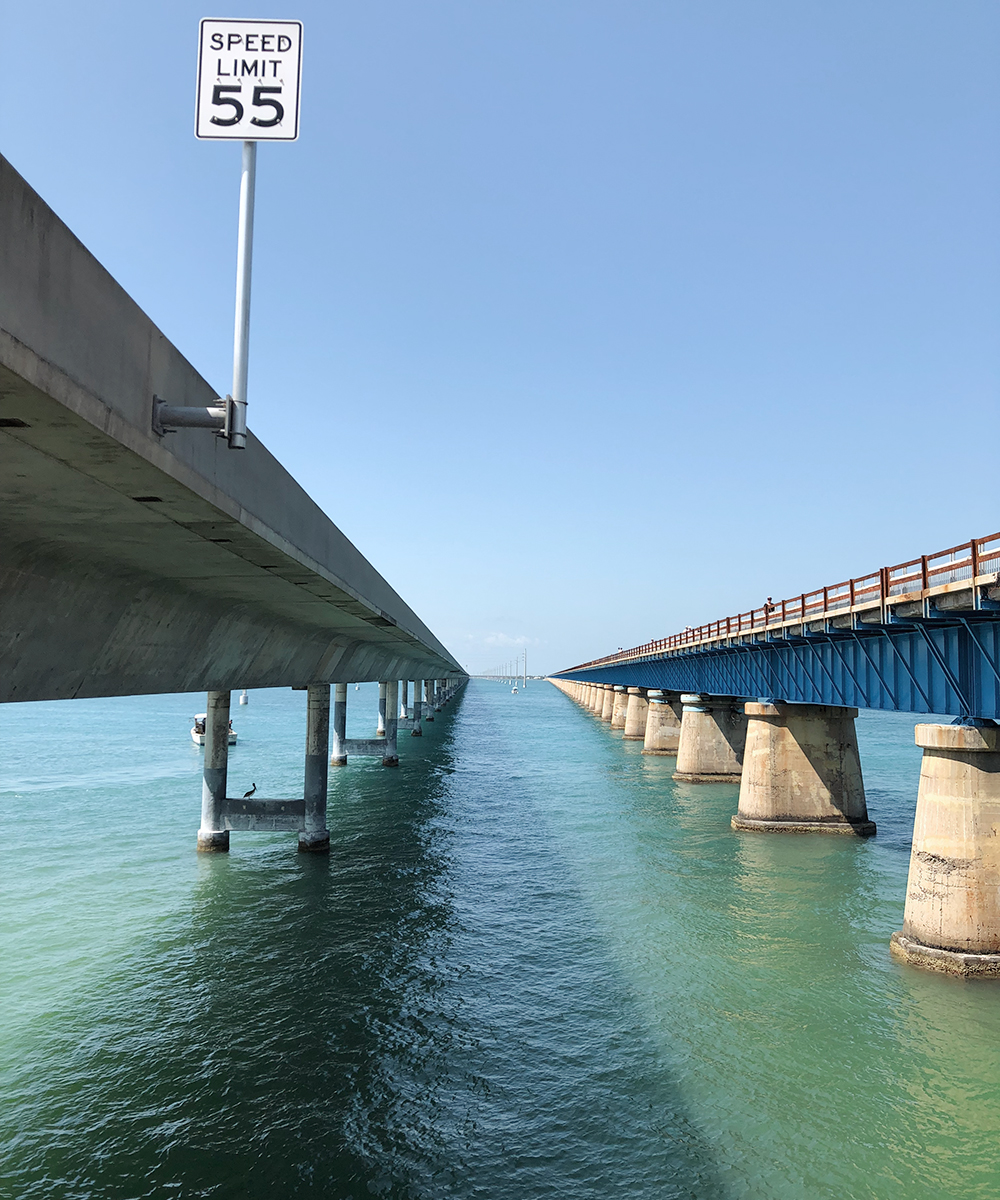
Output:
[[4, 1, 999, 675]]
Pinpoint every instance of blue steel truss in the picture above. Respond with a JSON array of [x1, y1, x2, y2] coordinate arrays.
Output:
[[556, 615, 1000, 719]]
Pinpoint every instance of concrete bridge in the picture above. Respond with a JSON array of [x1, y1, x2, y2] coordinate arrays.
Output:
[[0, 152, 467, 853], [550, 533, 1000, 979]]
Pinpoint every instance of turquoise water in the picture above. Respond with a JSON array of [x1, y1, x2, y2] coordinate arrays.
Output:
[[1, 681, 998, 1199]]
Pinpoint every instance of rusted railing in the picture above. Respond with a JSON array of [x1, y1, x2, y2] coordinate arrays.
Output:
[[565, 532, 1000, 673]]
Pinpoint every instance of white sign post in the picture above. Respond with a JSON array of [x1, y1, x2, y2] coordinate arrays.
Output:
[[195, 19, 302, 449]]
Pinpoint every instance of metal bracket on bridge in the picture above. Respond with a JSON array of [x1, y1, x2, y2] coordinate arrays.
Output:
[[152, 394, 246, 450]]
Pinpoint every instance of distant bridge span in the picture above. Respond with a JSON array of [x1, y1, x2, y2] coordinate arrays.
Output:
[[554, 532, 1000, 719], [551, 536, 1000, 975], [0, 153, 464, 703]]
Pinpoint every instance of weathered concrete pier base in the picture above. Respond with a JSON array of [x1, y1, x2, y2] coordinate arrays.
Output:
[[642, 690, 682, 756], [611, 686, 629, 730], [600, 686, 615, 722], [890, 723, 1000, 975], [300, 683, 331, 852], [732, 702, 874, 836], [376, 681, 387, 737], [331, 683, 348, 765], [673, 694, 747, 782], [623, 687, 648, 740], [424, 680, 434, 720], [411, 678, 423, 735], [197, 689, 231, 852], [382, 680, 399, 766]]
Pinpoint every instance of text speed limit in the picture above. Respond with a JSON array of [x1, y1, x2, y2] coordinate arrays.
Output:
[[196, 19, 302, 141]]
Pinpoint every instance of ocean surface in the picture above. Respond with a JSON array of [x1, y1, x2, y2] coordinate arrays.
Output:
[[1, 680, 998, 1199]]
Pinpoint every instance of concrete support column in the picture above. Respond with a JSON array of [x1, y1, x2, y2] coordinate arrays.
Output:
[[642, 690, 682, 755], [600, 686, 615, 722], [673, 694, 746, 782], [435, 679, 444, 711], [732, 703, 874, 836], [400, 679, 409, 719], [383, 680, 399, 766], [890, 723, 1000, 975], [377, 681, 387, 736], [330, 683, 348, 765], [623, 688, 649, 740], [300, 684, 331, 852], [611, 686, 629, 730], [590, 684, 603, 714], [411, 679, 423, 736], [424, 679, 434, 721], [197, 690, 231, 852]]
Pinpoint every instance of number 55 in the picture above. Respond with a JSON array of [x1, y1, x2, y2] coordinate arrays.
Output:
[[251, 86, 284, 127]]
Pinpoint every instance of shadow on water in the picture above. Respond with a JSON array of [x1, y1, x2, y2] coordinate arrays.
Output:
[[0, 689, 729, 1200]]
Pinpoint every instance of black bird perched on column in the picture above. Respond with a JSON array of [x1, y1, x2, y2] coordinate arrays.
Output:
[[243, 783, 257, 799]]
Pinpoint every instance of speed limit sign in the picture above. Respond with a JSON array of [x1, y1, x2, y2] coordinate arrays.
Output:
[[196, 18, 302, 140]]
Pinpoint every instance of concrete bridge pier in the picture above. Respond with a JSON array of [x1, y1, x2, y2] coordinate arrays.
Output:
[[623, 688, 648, 740], [331, 683, 348, 765], [197, 689, 232, 852], [376, 682, 387, 737], [642, 690, 682, 755], [400, 680, 409, 719], [600, 686, 615, 722], [890, 723, 1000, 975], [424, 680, 435, 720], [732, 702, 874, 836], [673, 694, 747, 782], [590, 685, 603, 715], [611, 686, 629, 730], [411, 679, 423, 736], [435, 679, 444, 711], [383, 680, 399, 767], [300, 684, 331, 852]]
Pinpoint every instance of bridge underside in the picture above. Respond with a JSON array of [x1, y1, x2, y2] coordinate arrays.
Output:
[[0, 376, 456, 701], [557, 614, 1000, 720], [0, 153, 461, 703]]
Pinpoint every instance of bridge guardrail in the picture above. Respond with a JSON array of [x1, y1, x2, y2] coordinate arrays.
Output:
[[565, 532, 1000, 672]]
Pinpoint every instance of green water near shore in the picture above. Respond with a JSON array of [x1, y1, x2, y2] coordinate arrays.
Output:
[[1, 681, 998, 1198]]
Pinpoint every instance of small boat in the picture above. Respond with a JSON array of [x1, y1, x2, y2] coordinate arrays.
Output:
[[191, 714, 237, 746], [511, 686, 518, 695]]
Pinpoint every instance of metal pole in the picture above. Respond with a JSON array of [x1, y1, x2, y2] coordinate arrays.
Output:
[[229, 140, 257, 450]]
